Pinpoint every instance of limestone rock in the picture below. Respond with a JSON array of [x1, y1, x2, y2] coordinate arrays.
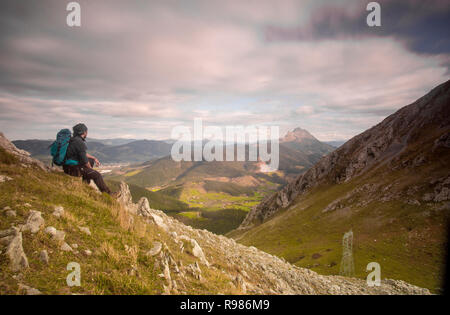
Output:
[[39, 250, 49, 265], [79, 226, 91, 236], [116, 181, 136, 214], [22, 210, 44, 234], [44, 226, 57, 236], [0, 175, 13, 183], [52, 206, 65, 218], [6, 228, 29, 272], [190, 239, 209, 266], [149, 213, 168, 232], [60, 242, 73, 252], [52, 230, 66, 242], [18, 283, 42, 295], [0, 132, 48, 171], [146, 241, 162, 257], [137, 197, 152, 217]]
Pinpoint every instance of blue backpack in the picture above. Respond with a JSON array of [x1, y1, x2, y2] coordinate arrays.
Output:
[[50, 129, 78, 166]]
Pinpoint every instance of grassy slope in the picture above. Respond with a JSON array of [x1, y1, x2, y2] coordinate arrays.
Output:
[[229, 155, 450, 293], [0, 148, 237, 294]]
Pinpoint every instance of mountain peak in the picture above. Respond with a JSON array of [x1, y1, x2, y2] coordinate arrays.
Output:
[[281, 127, 317, 143]]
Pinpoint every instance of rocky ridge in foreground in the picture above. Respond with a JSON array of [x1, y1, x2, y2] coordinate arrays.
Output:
[[113, 182, 430, 294]]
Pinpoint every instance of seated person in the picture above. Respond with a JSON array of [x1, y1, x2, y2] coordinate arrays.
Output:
[[63, 123, 113, 195]]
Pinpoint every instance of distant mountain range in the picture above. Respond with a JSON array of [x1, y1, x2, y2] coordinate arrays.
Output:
[[12, 138, 173, 164], [13, 127, 335, 168]]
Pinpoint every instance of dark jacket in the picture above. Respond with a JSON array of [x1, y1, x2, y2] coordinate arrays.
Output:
[[65, 135, 89, 166]]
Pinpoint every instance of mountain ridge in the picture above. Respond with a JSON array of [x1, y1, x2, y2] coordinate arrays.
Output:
[[238, 80, 450, 229]]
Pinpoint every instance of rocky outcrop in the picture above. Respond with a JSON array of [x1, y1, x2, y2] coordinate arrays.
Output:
[[137, 197, 152, 217], [240, 80, 450, 229], [0, 132, 48, 171], [116, 181, 136, 213], [22, 211, 45, 234], [114, 181, 429, 295], [4, 227, 29, 272]]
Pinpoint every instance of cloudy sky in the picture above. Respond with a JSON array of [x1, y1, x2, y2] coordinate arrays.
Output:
[[0, 0, 449, 141]]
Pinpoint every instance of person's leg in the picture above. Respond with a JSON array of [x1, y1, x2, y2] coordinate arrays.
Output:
[[63, 165, 81, 177], [81, 167, 112, 194]]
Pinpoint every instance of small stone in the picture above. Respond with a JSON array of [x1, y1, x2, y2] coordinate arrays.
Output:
[[39, 250, 49, 265], [0, 175, 13, 183], [52, 230, 66, 242], [71, 243, 78, 249], [79, 226, 91, 236], [22, 210, 44, 234], [52, 206, 65, 218], [146, 241, 162, 257], [44, 226, 57, 236], [18, 283, 41, 295], [83, 249, 92, 256], [60, 242, 72, 252], [5, 210, 16, 217]]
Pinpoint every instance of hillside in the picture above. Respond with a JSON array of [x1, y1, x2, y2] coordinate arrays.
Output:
[[0, 133, 430, 295], [229, 80, 450, 292]]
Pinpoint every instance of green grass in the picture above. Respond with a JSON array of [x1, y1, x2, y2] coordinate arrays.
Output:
[[124, 169, 143, 177], [203, 180, 255, 196], [173, 209, 248, 235], [178, 211, 203, 220]]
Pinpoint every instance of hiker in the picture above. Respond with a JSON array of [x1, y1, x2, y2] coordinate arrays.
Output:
[[62, 123, 113, 194]]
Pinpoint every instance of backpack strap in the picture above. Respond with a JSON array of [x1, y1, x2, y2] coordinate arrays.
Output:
[[64, 159, 79, 166]]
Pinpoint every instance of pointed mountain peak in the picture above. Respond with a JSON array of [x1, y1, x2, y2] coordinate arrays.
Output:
[[281, 127, 317, 143]]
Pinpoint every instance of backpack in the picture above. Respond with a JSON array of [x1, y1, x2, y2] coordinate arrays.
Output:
[[50, 129, 75, 166]]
